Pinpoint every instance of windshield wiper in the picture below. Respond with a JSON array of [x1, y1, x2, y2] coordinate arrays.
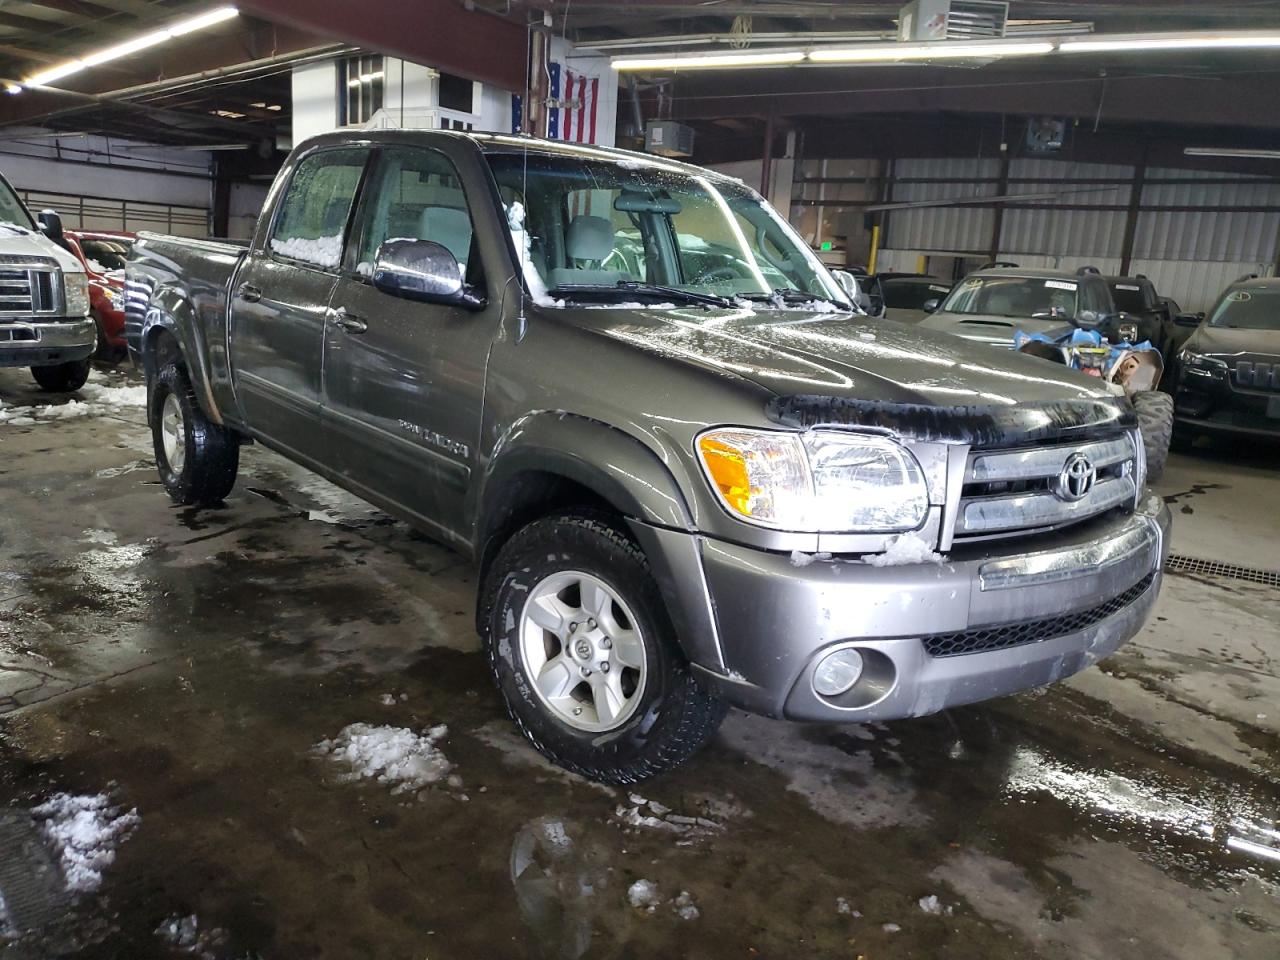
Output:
[[550, 281, 733, 309], [742, 288, 851, 310]]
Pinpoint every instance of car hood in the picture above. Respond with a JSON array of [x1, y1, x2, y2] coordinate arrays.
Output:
[[1184, 324, 1280, 359], [563, 303, 1116, 407]]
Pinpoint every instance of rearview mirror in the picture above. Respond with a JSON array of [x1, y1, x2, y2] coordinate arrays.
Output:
[[37, 209, 64, 244], [922, 298, 940, 314], [371, 238, 484, 310], [1175, 312, 1204, 328]]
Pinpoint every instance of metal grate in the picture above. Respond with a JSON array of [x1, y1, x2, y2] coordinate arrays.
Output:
[[923, 573, 1156, 658], [1166, 554, 1280, 587]]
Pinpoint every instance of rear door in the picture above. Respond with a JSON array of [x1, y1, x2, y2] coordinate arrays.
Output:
[[322, 144, 500, 544], [229, 146, 370, 463]]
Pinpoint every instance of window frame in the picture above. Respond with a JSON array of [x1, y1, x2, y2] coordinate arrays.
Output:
[[343, 144, 486, 295], [264, 145, 374, 277], [337, 54, 385, 128]]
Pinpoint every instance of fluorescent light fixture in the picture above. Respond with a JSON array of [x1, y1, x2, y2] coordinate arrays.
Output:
[[1185, 147, 1280, 160], [1061, 32, 1280, 53], [20, 6, 239, 90], [611, 50, 805, 71], [809, 40, 1054, 62]]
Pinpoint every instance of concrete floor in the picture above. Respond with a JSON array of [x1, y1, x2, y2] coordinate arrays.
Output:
[[0, 366, 1277, 959]]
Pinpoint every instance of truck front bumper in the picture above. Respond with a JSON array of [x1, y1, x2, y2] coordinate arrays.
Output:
[[664, 494, 1171, 723], [0, 318, 95, 367]]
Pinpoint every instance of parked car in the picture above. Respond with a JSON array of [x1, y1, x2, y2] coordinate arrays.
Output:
[[918, 264, 1175, 477], [1104, 274, 1182, 355], [64, 229, 135, 362], [0, 172, 95, 391], [126, 131, 1171, 783], [873, 272, 953, 324], [1172, 275, 1280, 444]]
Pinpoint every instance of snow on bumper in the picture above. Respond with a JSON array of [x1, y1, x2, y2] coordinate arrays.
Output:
[[687, 494, 1172, 722]]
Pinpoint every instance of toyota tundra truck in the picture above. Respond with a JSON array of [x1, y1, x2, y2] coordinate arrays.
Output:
[[125, 131, 1172, 783]]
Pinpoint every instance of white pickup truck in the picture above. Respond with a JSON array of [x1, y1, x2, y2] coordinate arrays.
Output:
[[0, 171, 94, 392]]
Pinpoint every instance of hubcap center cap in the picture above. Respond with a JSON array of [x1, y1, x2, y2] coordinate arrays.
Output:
[[573, 638, 593, 660]]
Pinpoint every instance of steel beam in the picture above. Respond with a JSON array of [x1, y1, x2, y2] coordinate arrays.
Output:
[[236, 0, 527, 92]]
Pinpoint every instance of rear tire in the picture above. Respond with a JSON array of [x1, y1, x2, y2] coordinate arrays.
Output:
[[150, 361, 239, 505], [481, 510, 726, 784], [1133, 390, 1174, 482], [30, 358, 91, 392]]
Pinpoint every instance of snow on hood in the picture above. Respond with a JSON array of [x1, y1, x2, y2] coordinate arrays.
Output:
[[0, 227, 84, 273], [557, 304, 1117, 410]]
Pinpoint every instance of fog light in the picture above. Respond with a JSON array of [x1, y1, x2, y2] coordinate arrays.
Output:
[[813, 649, 865, 697]]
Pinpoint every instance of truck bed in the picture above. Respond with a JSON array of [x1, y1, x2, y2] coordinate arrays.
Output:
[[125, 231, 249, 427]]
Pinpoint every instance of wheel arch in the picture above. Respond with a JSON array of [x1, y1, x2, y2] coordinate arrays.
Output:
[[139, 286, 224, 425]]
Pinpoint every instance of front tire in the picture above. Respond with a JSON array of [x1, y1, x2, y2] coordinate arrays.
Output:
[[31, 358, 91, 392], [1133, 390, 1174, 482], [482, 511, 726, 784], [150, 362, 239, 505]]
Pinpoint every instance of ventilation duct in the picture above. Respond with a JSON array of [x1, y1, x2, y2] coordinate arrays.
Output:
[[898, 1, 1009, 42]]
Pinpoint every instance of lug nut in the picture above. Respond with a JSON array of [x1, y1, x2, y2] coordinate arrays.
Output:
[[600, 637, 612, 649], [569, 622, 578, 631], [588, 619, 596, 629], [599, 662, 610, 673], [573, 706, 582, 716]]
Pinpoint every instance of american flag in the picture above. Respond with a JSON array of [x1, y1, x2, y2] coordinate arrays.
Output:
[[512, 62, 601, 144]]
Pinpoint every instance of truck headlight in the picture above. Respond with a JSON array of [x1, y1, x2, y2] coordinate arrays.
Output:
[[1178, 349, 1226, 379], [64, 272, 90, 317], [696, 428, 928, 533]]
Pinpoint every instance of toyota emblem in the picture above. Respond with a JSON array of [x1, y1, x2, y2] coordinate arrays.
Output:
[[1057, 453, 1097, 502]]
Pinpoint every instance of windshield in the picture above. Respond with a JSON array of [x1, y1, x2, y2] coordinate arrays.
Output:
[[1109, 282, 1148, 314], [0, 179, 33, 231], [485, 150, 845, 306], [941, 275, 1079, 320], [1209, 287, 1280, 331], [79, 238, 134, 274], [883, 278, 951, 311]]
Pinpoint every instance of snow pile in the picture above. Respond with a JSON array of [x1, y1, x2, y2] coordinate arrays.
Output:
[[269, 234, 343, 269], [836, 897, 861, 918], [505, 202, 563, 308], [790, 550, 832, 568], [864, 532, 945, 568], [0, 373, 146, 428], [155, 914, 228, 957], [86, 258, 109, 275], [627, 879, 662, 912], [626, 881, 700, 920], [315, 723, 453, 794], [31, 793, 140, 893], [611, 792, 737, 843], [883, 922, 902, 933], [918, 894, 953, 916]]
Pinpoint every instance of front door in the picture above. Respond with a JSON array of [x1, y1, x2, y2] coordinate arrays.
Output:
[[323, 144, 499, 545], [229, 146, 369, 464]]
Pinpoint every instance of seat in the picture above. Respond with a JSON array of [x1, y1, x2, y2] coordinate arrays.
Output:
[[548, 215, 625, 288], [420, 206, 473, 266]]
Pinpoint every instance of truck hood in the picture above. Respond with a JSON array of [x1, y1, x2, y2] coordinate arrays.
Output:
[[566, 304, 1115, 410], [0, 228, 84, 273], [917, 309, 1070, 347]]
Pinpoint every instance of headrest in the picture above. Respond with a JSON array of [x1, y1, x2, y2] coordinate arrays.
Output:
[[566, 215, 614, 261], [420, 206, 472, 263]]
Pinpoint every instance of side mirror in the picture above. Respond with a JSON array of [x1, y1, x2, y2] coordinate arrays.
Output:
[[37, 209, 64, 244], [371, 238, 484, 310], [1076, 309, 1102, 330], [922, 298, 941, 314], [1175, 312, 1204, 328], [831, 269, 859, 300]]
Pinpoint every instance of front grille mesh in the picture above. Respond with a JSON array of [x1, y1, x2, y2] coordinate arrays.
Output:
[[922, 573, 1156, 658]]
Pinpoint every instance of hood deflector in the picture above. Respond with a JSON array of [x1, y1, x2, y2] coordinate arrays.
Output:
[[765, 395, 1134, 448]]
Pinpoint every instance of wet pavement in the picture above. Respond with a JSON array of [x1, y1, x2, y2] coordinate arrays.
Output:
[[0, 366, 1277, 959]]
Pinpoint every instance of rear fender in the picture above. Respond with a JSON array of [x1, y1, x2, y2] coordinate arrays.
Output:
[[139, 283, 224, 425]]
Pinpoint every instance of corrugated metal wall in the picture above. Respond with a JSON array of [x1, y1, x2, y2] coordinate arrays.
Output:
[[876, 156, 1278, 312]]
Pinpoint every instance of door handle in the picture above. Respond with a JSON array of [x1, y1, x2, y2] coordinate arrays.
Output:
[[237, 283, 262, 303], [331, 307, 367, 334]]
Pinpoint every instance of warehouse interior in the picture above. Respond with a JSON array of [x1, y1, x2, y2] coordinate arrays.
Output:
[[0, 2, 1277, 958]]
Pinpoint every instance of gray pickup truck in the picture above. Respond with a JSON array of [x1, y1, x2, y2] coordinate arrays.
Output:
[[126, 130, 1172, 783]]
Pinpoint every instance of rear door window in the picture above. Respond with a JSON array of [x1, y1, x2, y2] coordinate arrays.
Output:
[[270, 148, 369, 271]]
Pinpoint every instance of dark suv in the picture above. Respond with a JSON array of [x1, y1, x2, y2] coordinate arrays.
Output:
[[1173, 275, 1280, 442]]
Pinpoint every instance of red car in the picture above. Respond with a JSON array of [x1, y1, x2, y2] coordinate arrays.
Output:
[[63, 230, 135, 361]]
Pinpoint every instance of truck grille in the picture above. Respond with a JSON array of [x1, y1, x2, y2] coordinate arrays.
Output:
[[953, 434, 1138, 540], [923, 572, 1156, 657], [1234, 360, 1279, 391], [0, 257, 59, 317]]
